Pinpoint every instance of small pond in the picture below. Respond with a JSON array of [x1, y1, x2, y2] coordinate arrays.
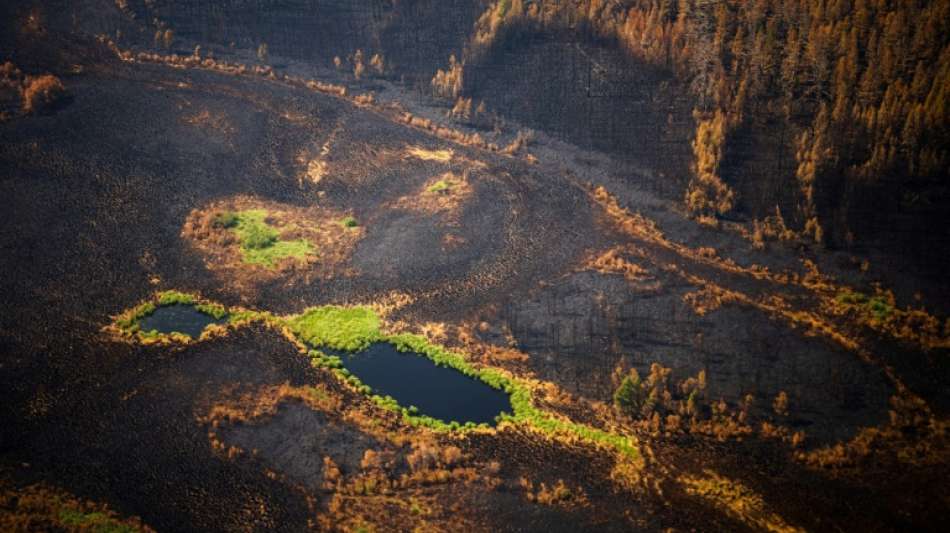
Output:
[[336, 343, 512, 426], [138, 304, 226, 338]]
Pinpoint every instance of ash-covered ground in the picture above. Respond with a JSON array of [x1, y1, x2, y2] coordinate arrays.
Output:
[[1, 2, 948, 532]]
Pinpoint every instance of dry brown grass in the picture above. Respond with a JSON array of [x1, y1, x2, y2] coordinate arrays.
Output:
[[0, 62, 22, 90], [746, 207, 799, 249], [679, 469, 805, 533], [685, 111, 736, 216], [100, 37, 539, 161], [501, 129, 534, 155], [800, 393, 949, 469], [682, 286, 726, 316], [183, 108, 235, 138], [404, 145, 454, 162], [21, 74, 66, 114], [583, 247, 651, 282], [386, 172, 473, 224], [431, 54, 463, 99], [181, 196, 363, 283], [823, 286, 950, 351], [307, 433, 496, 531], [519, 478, 588, 509], [202, 383, 340, 428], [1, 481, 154, 532], [200, 382, 340, 459], [592, 184, 949, 356]]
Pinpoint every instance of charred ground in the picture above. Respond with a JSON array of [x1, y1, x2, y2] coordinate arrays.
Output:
[[1, 2, 949, 532]]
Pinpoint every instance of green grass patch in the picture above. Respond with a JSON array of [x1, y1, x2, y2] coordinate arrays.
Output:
[[340, 215, 359, 228], [114, 301, 156, 332], [194, 302, 227, 319], [292, 305, 638, 459], [114, 290, 228, 339], [59, 508, 137, 533], [225, 209, 315, 267], [426, 180, 451, 193], [287, 305, 382, 351], [241, 239, 313, 266], [835, 290, 867, 306], [157, 290, 196, 307], [225, 308, 276, 327], [836, 289, 894, 321], [497, 0, 511, 19]]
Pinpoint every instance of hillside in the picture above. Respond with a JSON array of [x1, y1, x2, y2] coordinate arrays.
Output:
[[1, 1, 948, 532]]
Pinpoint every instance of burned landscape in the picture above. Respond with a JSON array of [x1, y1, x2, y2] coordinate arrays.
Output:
[[1, 1, 949, 532]]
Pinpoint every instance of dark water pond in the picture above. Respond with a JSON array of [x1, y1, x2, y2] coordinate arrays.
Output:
[[138, 305, 225, 338], [337, 343, 512, 425]]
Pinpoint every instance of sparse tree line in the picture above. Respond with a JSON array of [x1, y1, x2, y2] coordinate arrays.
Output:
[[335, 49, 387, 80], [611, 361, 804, 445], [437, 0, 949, 245]]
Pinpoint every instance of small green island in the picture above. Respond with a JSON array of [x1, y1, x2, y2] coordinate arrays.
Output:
[[214, 209, 315, 267]]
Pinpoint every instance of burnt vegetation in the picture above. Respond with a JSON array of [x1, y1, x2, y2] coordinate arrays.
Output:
[[1, 1, 948, 532]]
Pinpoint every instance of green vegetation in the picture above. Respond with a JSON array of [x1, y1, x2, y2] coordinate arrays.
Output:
[[287, 306, 382, 351], [226, 308, 276, 326], [113, 290, 227, 340], [212, 211, 238, 229], [340, 216, 359, 228], [223, 209, 315, 267], [114, 301, 156, 332], [194, 302, 227, 320], [113, 297, 639, 461], [291, 305, 638, 458], [58, 508, 138, 533], [156, 290, 196, 307], [496, 0, 511, 19], [613, 371, 643, 415], [836, 289, 895, 321], [426, 180, 451, 193], [831, 287, 949, 349]]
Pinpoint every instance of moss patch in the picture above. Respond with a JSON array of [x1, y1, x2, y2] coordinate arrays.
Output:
[[287, 306, 382, 352], [182, 198, 364, 281], [59, 508, 139, 532], [835, 290, 894, 321], [225, 209, 315, 267], [426, 180, 451, 193]]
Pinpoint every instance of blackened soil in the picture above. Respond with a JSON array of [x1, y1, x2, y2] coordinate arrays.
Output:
[[1, 25, 947, 532]]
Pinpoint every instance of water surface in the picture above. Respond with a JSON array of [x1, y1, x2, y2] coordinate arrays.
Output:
[[338, 342, 511, 425], [139, 304, 225, 338]]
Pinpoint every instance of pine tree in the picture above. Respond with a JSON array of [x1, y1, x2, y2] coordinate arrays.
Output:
[[613, 370, 643, 416]]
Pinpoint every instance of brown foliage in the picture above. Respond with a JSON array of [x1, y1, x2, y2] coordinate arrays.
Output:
[[21, 74, 66, 114], [801, 394, 949, 468], [431, 54, 463, 99], [1, 482, 153, 532], [468, 0, 950, 231], [685, 110, 735, 216], [0, 62, 22, 89]]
